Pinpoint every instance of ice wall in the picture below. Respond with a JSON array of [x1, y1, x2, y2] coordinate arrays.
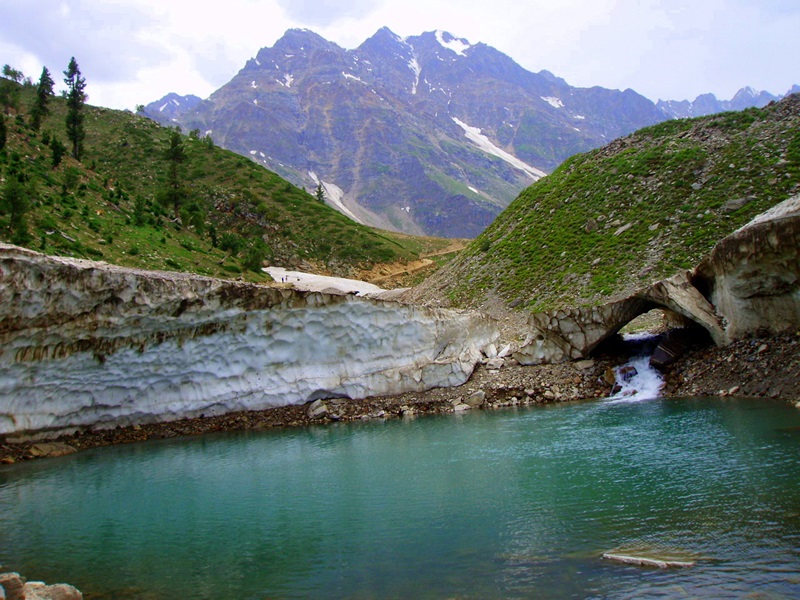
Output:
[[0, 245, 498, 438]]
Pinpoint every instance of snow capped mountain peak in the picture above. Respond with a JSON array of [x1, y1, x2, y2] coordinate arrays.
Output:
[[434, 30, 471, 56]]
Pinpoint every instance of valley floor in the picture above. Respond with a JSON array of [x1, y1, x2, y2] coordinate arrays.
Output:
[[2, 332, 797, 464]]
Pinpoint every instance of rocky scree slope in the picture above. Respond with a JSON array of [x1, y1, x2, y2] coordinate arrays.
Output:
[[405, 94, 800, 316], [144, 28, 667, 238]]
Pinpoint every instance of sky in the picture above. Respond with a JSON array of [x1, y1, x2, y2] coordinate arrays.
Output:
[[1, 0, 798, 111]]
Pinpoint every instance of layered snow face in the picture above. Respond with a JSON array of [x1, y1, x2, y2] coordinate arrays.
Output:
[[452, 118, 547, 180], [0, 245, 498, 438]]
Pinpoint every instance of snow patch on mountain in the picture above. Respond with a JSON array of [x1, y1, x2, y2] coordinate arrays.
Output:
[[541, 96, 564, 109], [277, 73, 294, 88], [435, 31, 471, 56], [452, 117, 547, 180], [343, 72, 365, 83], [409, 57, 421, 94], [309, 172, 364, 224]]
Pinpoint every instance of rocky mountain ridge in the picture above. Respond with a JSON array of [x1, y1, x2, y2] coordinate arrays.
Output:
[[143, 28, 667, 237], [656, 85, 797, 119], [144, 28, 797, 238]]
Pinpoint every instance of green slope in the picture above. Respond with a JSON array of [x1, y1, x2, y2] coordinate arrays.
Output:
[[419, 94, 800, 312], [0, 80, 418, 280]]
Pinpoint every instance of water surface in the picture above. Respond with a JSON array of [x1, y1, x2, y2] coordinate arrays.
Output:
[[1, 397, 799, 598]]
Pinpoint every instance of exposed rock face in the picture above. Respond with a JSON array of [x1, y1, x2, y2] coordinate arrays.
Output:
[[0, 244, 498, 439], [514, 195, 800, 364]]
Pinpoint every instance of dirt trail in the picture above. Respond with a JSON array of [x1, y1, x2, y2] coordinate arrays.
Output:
[[362, 239, 468, 287]]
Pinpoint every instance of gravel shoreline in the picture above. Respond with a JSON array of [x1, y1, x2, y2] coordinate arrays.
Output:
[[2, 332, 798, 464]]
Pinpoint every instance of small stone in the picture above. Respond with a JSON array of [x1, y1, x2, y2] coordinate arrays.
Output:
[[728, 385, 741, 395], [486, 358, 505, 370], [543, 390, 556, 400], [614, 223, 633, 236], [524, 389, 535, 397], [453, 403, 471, 412], [574, 359, 594, 371], [0, 457, 14, 465], [757, 344, 768, 354]]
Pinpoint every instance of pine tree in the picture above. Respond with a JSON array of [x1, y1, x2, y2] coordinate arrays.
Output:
[[30, 67, 55, 131], [315, 183, 326, 203], [1, 175, 31, 245], [50, 135, 66, 168], [161, 128, 186, 216], [63, 57, 87, 161], [0, 65, 22, 116]]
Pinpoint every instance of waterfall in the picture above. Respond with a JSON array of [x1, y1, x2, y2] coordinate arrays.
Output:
[[606, 333, 665, 403]]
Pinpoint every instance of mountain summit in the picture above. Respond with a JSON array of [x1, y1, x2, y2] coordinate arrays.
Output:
[[143, 28, 789, 237]]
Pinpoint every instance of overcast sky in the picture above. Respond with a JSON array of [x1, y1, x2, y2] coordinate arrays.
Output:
[[1, 0, 797, 111]]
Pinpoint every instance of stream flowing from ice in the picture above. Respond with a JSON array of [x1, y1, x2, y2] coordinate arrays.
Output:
[[606, 333, 665, 403]]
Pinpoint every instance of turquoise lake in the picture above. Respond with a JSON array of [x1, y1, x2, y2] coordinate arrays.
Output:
[[1, 396, 799, 599]]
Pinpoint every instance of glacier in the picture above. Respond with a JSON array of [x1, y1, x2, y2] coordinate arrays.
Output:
[[0, 244, 498, 439]]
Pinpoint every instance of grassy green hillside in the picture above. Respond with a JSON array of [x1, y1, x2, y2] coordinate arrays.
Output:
[[414, 94, 800, 312], [0, 79, 420, 281]]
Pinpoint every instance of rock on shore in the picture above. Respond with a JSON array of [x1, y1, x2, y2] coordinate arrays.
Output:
[[0, 571, 82, 600]]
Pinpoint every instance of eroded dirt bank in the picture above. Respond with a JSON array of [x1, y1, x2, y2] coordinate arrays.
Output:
[[2, 332, 797, 464]]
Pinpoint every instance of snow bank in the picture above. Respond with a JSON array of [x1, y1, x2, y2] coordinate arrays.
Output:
[[0, 245, 498, 438]]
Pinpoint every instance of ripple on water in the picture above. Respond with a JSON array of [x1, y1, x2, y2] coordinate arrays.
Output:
[[0, 398, 799, 599]]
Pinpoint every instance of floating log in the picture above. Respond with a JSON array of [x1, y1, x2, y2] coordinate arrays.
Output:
[[602, 552, 695, 569]]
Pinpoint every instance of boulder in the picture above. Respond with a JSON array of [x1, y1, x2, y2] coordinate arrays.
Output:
[[306, 400, 328, 419], [23, 582, 83, 600], [28, 443, 77, 458], [0, 574, 24, 600], [649, 328, 698, 369], [464, 391, 486, 408]]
